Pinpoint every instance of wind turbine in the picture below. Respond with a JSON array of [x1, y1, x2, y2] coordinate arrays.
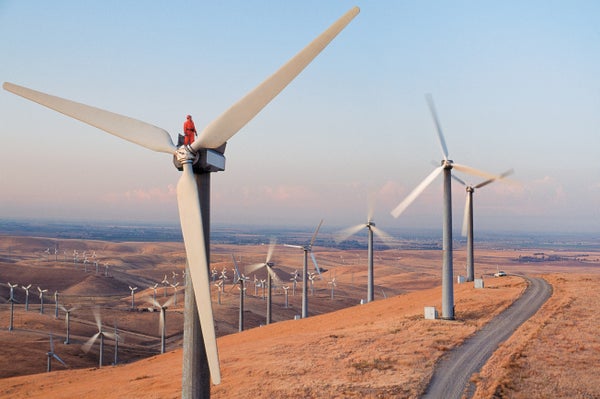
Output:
[[285, 220, 324, 318], [161, 275, 170, 298], [391, 94, 501, 320], [230, 254, 249, 332], [112, 322, 123, 366], [82, 308, 118, 368], [150, 283, 159, 302], [38, 287, 48, 315], [8, 282, 18, 331], [170, 282, 180, 305], [453, 169, 513, 281], [47, 334, 67, 372], [149, 296, 176, 354], [54, 291, 60, 319], [3, 6, 359, 393], [22, 284, 31, 311], [246, 239, 280, 325], [282, 285, 290, 309], [328, 276, 337, 300], [59, 305, 77, 344], [129, 286, 138, 310], [335, 201, 395, 302], [290, 270, 300, 296]]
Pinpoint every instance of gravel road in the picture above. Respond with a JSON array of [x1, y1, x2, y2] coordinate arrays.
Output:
[[422, 276, 552, 399]]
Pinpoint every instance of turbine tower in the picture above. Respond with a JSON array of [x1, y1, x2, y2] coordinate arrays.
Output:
[[285, 220, 323, 318], [391, 94, 500, 320], [335, 201, 394, 302], [3, 6, 359, 396], [37, 287, 48, 315], [453, 169, 513, 281], [8, 282, 18, 331], [59, 305, 77, 344], [246, 239, 280, 325]]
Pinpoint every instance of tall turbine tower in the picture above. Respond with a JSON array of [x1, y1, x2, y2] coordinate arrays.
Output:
[[3, 6, 359, 396], [391, 94, 500, 320], [335, 202, 394, 302], [454, 169, 513, 281], [284, 220, 323, 318]]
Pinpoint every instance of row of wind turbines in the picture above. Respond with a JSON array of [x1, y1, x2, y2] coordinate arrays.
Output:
[[2, 4, 513, 396]]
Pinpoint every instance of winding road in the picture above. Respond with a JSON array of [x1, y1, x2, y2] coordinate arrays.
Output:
[[422, 276, 552, 399]]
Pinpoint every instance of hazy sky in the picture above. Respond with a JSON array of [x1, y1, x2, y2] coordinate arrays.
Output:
[[1, 1, 599, 234]]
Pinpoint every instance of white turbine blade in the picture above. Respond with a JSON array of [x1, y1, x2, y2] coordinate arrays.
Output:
[[452, 163, 499, 182], [425, 93, 449, 161], [391, 167, 443, 218], [147, 297, 161, 308], [367, 193, 376, 223], [49, 334, 55, 352], [176, 163, 221, 385], [310, 219, 324, 247], [371, 225, 396, 248], [82, 333, 100, 353], [92, 308, 102, 332], [310, 252, 322, 277], [474, 168, 514, 189], [159, 309, 165, 337], [103, 332, 116, 341], [266, 266, 282, 285], [334, 223, 364, 243], [266, 238, 277, 264], [245, 262, 265, 275], [284, 244, 303, 249], [192, 7, 360, 150], [163, 295, 176, 308], [461, 194, 470, 237], [2, 82, 176, 154], [53, 353, 67, 367], [231, 254, 241, 280]]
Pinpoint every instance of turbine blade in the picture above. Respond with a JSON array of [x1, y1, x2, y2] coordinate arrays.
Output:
[[310, 252, 322, 277], [164, 295, 176, 308], [159, 309, 165, 337], [53, 353, 67, 367], [265, 238, 277, 264], [176, 164, 221, 385], [284, 244, 303, 249], [2, 82, 176, 154], [93, 308, 102, 332], [367, 193, 376, 223], [425, 93, 448, 161], [474, 168, 514, 189], [391, 167, 442, 218], [266, 266, 282, 285], [147, 297, 161, 308], [334, 223, 364, 243], [192, 7, 360, 150], [49, 334, 55, 352], [451, 173, 467, 186], [371, 226, 396, 248], [82, 333, 100, 353], [245, 262, 265, 275], [461, 194, 470, 237], [231, 254, 241, 281], [309, 219, 324, 247], [452, 163, 499, 182], [103, 332, 116, 341]]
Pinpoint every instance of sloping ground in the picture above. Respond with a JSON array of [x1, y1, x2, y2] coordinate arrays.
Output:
[[0, 277, 526, 398], [472, 273, 600, 399]]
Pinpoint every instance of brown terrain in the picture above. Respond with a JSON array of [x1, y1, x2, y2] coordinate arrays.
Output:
[[0, 235, 599, 398]]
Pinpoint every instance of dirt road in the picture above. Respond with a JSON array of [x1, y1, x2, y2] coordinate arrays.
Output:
[[422, 276, 552, 399]]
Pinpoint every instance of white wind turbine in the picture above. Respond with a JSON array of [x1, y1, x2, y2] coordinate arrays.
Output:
[[150, 283, 159, 302], [59, 305, 78, 344], [453, 169, 513, 281], [328, 276, 337, 300], [246, 239, 280, 325], [170, 282, 180, 305], [335, 200, 395, 303], [82, 308, 118, 368], [3, 6, 359, 391], [54, 291, 60, 319], [285, 220, 324, 318], [148, 296, 176, 354], [290, 270, 300, 296], [22, 284, 32, 311], [8, 282, 18, 331], [161, 275, 170, 298], [38, 287, 48, 315], [46, 334, 67, 372], [128, 286, 138, 310], [391, 94, 501, 320], [282, 285, 291, 309]]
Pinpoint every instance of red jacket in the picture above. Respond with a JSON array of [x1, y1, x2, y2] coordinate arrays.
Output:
[[183, 118, 196, 145]]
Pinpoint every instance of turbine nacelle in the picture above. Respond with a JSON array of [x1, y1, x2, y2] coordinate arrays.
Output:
[[173, 145, 226, 173], [441, 159, 454, 169]]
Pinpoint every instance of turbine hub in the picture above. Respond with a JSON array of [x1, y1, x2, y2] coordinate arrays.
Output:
[[442, 159, 453, 169], [172, 144, 226, 173], [466, 186, 474, 193]]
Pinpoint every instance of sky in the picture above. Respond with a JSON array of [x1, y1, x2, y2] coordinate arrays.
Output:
[[1, 1, 599, 234]]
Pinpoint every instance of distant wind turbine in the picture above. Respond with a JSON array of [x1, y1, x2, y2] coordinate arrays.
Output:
[[335, 200, 395, 302], [246, 239, 280, 325], [59, 305, 77, 344], [82, 308, 118, 368], [285, 220, 324, 318], [149, 296, 176, 354], [453, 169, 514, 281], [391, 94, 501, 320], [231, 254, 249, 332], [22, 284, 31, 311], [38, 287, 48, 315], [47, 334, 67, 372], [129, 286, 138, 310]]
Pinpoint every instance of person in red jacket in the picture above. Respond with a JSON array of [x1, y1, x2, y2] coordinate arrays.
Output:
[[183, 115, 197, 145]]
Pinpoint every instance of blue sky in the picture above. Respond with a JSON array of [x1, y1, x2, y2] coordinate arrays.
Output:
[[1, 1, 599, 233]]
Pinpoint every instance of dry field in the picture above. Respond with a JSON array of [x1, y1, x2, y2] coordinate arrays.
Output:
[[1, 235, 599, 398]]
